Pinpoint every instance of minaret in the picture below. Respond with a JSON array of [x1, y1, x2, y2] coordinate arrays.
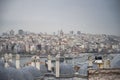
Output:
[[16, 54, 20, 69], [56, 54, 60, 77], [31, 56, 35, 67], [48, 55, 52, 71], [8, 53, 12, 62], [36, 56, 40, 70], [4, 53, 9, 68], [88, 56, 93, 69]]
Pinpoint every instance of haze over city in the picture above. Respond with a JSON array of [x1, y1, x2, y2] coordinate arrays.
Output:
[[0, 0, 120, 35]]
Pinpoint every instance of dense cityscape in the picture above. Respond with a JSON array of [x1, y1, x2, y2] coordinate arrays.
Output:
[[0, 29, 120, 56], [0, 0, 120, 79], [0, 29, 120, 80]]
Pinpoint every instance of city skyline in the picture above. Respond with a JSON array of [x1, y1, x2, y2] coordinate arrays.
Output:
[[0, 0, 120, 36]]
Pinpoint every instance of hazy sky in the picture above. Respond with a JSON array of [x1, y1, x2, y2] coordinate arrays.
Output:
[[0, 0, 120, 35]]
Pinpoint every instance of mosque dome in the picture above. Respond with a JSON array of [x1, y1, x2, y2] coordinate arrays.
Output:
[[20, 69, 34, 80], [0, 66, 8, 80], [0, 60, 24, 80], [79, 63, 98, 76], [40, 64, 48, 76], [0, 53, 40, 80], [60, 63, 74, 75], [0, 60, 4, 67], [21, 66, 41, 78], [6, 67, 25, 80], [111, 54, 120, 68]]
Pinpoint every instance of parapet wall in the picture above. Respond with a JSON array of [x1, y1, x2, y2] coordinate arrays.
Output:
[[88, 68, 120, 80]]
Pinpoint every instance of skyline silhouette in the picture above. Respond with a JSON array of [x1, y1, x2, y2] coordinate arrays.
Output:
[[0, 0, 120, 36]]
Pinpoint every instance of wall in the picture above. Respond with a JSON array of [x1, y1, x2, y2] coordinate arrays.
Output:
[[88, 68, 120, 80]]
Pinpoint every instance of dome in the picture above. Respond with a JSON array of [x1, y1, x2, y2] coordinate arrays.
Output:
[[0, 60, 4, 67], [21, 66, 41, 78], [6, 67, 25, 80], [79, 63, 88, 75], [0, 60, 38, 80], [60, 63, 74, 75], [79, 63, 98, 76], [0, 66, 8, 80], [111, 54, 120, 68], [20, 69, 34, 80], [40, 64, 48, 76], [0, 61, 25, 80]]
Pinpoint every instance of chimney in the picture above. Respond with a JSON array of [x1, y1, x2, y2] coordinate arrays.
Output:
[[104, 59, 110, 68], [8, 53, 12, 62], [16, 54, 20, 69], [56, 54, 60, 77], [4, 53, 9, 68], [48, 55, 52, 71], [36, 56, 40, 70]]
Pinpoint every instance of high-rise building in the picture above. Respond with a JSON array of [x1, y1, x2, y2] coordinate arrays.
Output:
[[18, 29, 24, 35], [77, 31, 81, 35], [9, 30, 15, 36]]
